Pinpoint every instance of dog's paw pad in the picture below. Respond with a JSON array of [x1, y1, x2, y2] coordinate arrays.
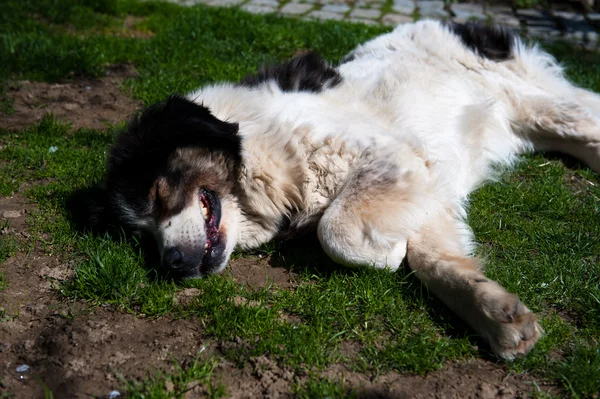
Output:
[[488, 295, 543, 361]]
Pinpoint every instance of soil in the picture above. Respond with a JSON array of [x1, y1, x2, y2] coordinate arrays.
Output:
[[0, 72, 561, 398], [226, 256, 298, 290], [0, 64, 141, 131]]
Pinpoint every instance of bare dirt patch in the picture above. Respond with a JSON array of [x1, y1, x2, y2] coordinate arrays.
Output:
[[212, 356, 295, 399], [120, 15, 154, 39], [0, 195, 209, 399], [226, 255, 298, 290], [563, 171, 597, 195], [0, 64, 141, 130], [324, 360, 559, 399], [0, 194, 35, 236], [207, 355, 559, 399]]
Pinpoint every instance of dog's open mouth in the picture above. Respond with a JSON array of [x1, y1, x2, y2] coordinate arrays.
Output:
[[199, 189, 222, 262]]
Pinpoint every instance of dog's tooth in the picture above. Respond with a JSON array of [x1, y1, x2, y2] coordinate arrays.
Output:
[[201, 204, 208, 218]]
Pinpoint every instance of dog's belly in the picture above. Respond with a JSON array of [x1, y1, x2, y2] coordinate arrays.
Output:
[[335, 59, 525, 198], [262, 73, 516, 201]]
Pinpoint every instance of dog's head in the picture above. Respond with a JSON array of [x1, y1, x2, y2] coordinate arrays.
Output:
[[90, 95, 242, 278]]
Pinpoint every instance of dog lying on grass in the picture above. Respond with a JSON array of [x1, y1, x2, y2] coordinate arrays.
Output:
[[87, 20, 600, 360]]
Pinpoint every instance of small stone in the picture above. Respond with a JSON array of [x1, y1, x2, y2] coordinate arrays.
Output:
[[206, 0, 244, 5], [241, 4, 276, 14], [489, 5, 513, 14], [63, 103, 79, 111], [2, 210, 23, 219], [517, 8, 553, 22], [306, 10, 343, 21], [392, 0, 414, 15], [350, 8, 381, 19], [179, 0, 202, 5], [15, 365, 30, 373], [418, 1, 447, 19], [280, 3, 313, 15], [231, 296, 261, 307], [382, 13, 413, 26], [355, 0, 383, 8], [494, 14, 521, 29], [477, 381, 496, 398], [554, 11, 583, 22], [451, 3, 486, 21], [320, 4, 350, 14], [527, 25, 560, 38], [248, 0, 278, 6]]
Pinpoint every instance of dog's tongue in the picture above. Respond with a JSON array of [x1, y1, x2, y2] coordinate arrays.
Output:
[[200, 190, 221, 250]]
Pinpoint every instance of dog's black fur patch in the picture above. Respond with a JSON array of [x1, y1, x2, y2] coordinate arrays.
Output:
[[67, 184, 121, 235], [79, 95, 241, 232], [446, 22, 515, 61], [240, 52, 342, 93]]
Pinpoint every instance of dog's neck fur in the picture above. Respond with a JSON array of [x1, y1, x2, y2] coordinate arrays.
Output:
[[231, 119, 359, 249]]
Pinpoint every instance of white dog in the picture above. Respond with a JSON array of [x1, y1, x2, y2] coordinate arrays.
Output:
[[91, 21, 600, 360]]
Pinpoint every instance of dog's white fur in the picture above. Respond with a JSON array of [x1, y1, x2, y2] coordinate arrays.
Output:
[[152, 21, 600, 360]]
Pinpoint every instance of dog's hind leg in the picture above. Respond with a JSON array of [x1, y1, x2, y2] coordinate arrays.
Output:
[[502, 53, 600, 172], [406, 210, 543, 360], [509, 91, 600, 173], [317, 149, 438, 271]]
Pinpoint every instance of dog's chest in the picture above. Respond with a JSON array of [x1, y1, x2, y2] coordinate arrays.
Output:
[[303, 134, 361, 207]]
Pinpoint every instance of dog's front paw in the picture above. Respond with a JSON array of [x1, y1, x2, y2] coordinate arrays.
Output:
[[480, 293, 543, 361]]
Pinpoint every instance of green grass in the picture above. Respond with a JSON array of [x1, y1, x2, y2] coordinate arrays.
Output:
[[1, 0, 600, 397], [0, 231, 16, 265], [294, 376, 356, 399], [124, 356, 225, 398]]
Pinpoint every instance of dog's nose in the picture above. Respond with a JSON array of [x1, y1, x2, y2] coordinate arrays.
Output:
[[163, 247, 184, 270]]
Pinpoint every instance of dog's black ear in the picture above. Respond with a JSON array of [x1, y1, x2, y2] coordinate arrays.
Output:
[[66, 183, 122, 236], [109, 95, 242, 174]]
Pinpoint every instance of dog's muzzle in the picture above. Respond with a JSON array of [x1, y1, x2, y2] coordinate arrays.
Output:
[[161, 189, 227, 278]]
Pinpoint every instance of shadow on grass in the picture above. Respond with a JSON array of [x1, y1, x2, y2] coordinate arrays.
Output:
[[543, 151, 600, 176], [65, 184, 168, 278], [270, 234, 496, 360]]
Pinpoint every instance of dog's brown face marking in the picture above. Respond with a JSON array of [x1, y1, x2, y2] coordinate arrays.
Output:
[[143, 149, 240, 278], [150, 174, 195, 224]]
